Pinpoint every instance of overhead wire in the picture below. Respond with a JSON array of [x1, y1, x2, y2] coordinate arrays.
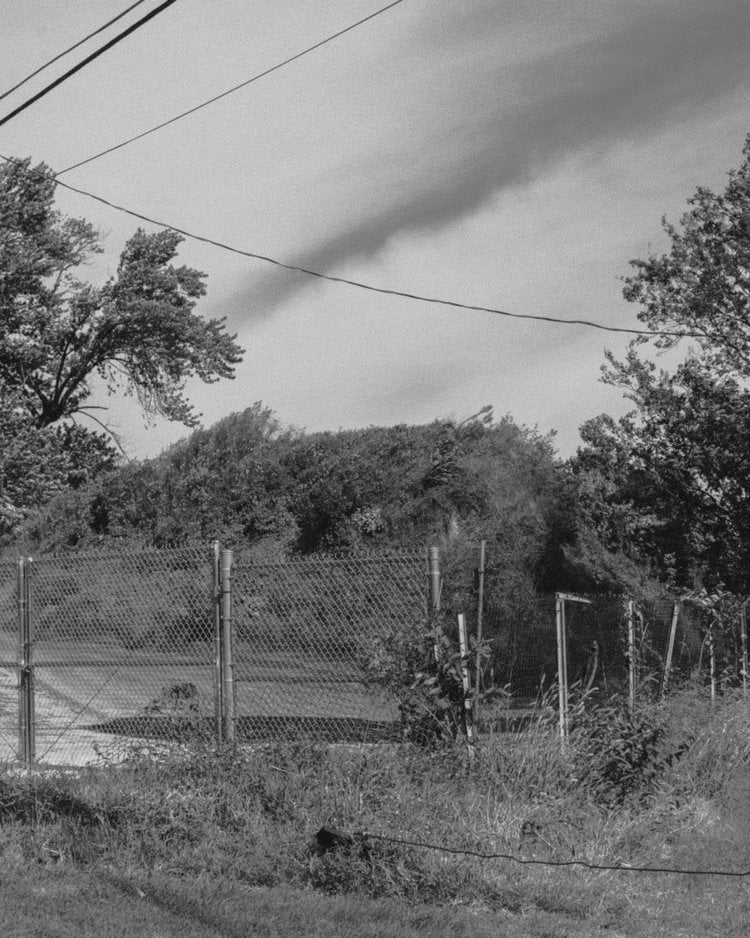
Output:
[[56, 0, 407, 176], [0, 0, 181, 130], [0, 0, 150, 104], [0, 154, 698, 339]]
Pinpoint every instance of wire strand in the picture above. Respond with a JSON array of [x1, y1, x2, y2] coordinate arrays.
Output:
[[363, 831, 750, 877], [58, 0, 407, 176], [0, 0, 149, 104], [0, 0, 180, 130], [0, 154, 697, 338]]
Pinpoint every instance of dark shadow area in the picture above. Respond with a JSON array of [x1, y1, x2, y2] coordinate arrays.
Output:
[[87, 714, 402, 743]]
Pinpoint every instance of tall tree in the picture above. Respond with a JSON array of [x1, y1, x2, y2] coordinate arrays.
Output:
[[575, 134, 750, 592], [0, 156, 244, 538], [0, 157, 243, 430]]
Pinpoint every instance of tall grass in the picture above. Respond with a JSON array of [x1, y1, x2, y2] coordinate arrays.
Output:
[[0, 689, 748, 929]]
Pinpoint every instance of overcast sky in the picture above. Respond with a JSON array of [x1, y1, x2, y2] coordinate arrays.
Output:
[[2, 0, 749, 458]]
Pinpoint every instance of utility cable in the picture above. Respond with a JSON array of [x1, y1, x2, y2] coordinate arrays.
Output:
[[57, 0, 407, 176], [0, 154, 698, 338], [0, 0, 149, 104], [0, 0, 180, 130], [363, 831, 750, 878]]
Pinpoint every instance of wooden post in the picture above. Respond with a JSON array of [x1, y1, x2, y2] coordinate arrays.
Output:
[[626, 599, 636, 713], [457, 614, 475, 754], [220, 548, 235, 744], [740, 599, 748, 697], [17, 557, 35, 765], [474, 540, 486, 717], [212, 541, 223, 745], [660, 601, 680, 700]]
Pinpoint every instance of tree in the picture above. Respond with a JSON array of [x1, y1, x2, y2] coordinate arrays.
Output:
[[574, 134, 750, 593], [0, 157, 243, 430], [620, 133, 750, 375]]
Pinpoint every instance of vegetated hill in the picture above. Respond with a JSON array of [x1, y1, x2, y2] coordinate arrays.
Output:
[[17, 401, 578, 586]]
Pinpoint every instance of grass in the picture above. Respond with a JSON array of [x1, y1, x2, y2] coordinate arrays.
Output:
[[1, 688, 749, 936]]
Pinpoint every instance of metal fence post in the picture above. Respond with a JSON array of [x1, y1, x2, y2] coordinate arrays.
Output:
[[212, 541, 223, 745], [457, 613, 475, 755], [220, 548, 235, 743], [740, 598, 748, 697], [428, 547, 441, 662], [626, 599, 636, 713], [474, 540, 486, 719], [555, 593, 568, 742], [17, 557, 35, 765]]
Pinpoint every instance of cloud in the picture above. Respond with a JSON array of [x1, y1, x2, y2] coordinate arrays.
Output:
[[229, 0, 750, 323]]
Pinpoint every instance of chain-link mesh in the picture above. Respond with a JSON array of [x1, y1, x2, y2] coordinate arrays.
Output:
[[231, 550, 427, 742], [562, 596, 629, 697], [29, 547, 214, 765], [636, 598, 745, 694], [0, 560, 18, 763]]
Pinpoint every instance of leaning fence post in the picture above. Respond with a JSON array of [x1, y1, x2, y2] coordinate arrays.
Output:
[[212, 541, 223, 745], [220, 548, 235, 744], [17, 557, 35, 765], [660, 601, 680, 700]]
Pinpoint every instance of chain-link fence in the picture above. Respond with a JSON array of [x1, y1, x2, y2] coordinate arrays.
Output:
[[3, 539, 746, 764], [0, 560, 18, 763], [28, 547, 214, 765], [231, 550, 427, 743]]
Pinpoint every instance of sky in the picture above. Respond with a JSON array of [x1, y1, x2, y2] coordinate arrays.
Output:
[[1, 0, 749, 459]]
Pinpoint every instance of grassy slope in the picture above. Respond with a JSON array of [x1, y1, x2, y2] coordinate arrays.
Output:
[[1, 694, 749, 938]]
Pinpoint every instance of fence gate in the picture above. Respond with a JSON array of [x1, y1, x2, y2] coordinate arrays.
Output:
[[1, 548, 216, 766]]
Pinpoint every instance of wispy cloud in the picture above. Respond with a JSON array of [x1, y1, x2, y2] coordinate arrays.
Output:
[[232, 0, 750, 322]]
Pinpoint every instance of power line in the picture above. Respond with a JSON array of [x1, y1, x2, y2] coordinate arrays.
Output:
[[0, 0, 180, 130], [57, 0, 407, 176], [364, 831, 750, 877], [0, 0, 149, 105], [0, 154, 696, 338]]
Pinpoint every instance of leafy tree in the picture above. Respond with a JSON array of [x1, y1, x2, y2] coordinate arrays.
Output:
[[0, 157, 243, 429], [620, 133, 750, 374], [0, 156, 243, 537], [574, 134, 750, 593], [0, 387, 115, 539]]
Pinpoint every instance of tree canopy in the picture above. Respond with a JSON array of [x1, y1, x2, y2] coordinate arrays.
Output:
[[0, 157, 243, 430], [0, 156, 244, 535], [574, 134, 750, 594]]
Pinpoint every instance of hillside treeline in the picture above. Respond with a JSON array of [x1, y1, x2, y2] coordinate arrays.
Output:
[[18, 405, 577, 590]]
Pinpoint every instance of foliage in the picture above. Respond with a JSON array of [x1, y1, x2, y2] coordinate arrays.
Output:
[[1, 692, 749, 937], [0, 386, 116, 539], [364, 614, 490, 746], [572, 704, 671, 805], [621, 134, 750, 374], [573, 134, 750, 594], [0, 156, 244, 539], [0, 157, 243, 430]]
